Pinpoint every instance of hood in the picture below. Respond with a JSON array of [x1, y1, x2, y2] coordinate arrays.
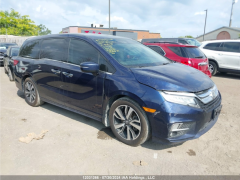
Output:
[[130, 63, 214, 92]]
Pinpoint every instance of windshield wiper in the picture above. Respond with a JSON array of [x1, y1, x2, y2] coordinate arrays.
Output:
[[195, 56, 203, 58]]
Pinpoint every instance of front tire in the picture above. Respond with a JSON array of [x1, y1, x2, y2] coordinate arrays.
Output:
[[24, 78, 44, 107], [209, 61, 217, 76], [109, 97, 150, 146]]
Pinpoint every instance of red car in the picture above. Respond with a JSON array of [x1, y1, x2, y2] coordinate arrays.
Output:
[[143, 42, 211, 78]]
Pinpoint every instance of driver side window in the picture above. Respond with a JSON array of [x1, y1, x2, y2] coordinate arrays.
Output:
[[68, 39, 115, 73]]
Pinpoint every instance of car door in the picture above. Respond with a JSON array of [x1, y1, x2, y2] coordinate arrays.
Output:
[[61, 38, 115, 118], [217, 42, 240, 70], [30, 38, 68, 106]]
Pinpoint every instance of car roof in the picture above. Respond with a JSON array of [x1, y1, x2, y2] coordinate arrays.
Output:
[[24, 33, 130, 42], [202, 39, 240, 44], [144, 42, 197, 48]]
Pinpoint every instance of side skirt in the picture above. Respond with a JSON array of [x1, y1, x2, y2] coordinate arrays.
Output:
[[41, 97, 102, 122]]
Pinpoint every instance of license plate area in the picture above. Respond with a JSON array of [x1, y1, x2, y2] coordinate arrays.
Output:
[[212, 105, 222, 120]]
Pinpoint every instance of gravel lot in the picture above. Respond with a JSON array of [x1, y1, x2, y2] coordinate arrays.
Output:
[[0, 67, 240, 175]]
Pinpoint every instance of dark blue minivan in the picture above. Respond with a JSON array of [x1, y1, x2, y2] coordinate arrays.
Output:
[[13, 34, 222, 146]]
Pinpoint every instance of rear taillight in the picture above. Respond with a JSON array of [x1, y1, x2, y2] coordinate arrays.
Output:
[[181, 59, 192, 66], [13, 60, 19, 66]]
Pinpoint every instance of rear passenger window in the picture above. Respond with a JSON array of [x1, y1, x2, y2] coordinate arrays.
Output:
[[40, 38, 68, 62], [68, 39, 115, 73], [222, 42, 240, 53], [168, 46, 187, 57], [147, 46, 165, 56], [203, 43, 221, 50], [19, 40, 40, 59]]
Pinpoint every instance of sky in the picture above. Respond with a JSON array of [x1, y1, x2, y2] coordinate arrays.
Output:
[[1, 0, 240, 38]]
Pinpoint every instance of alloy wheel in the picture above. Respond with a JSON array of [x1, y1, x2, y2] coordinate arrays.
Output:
[[209, 64, 214, 74], [113, 105, 141, 140], [25, 81, 36, 103]]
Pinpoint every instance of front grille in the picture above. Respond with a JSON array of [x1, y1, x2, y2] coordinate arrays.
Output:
[[197, 95, 221, 111]]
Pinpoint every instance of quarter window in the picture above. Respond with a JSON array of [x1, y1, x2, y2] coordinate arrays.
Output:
[[68, 39, 115, 73], [222, 42, 240, 53], [40, 38, 68, 61], [19, 40, 40, 59], [147, 46, 165, 56]]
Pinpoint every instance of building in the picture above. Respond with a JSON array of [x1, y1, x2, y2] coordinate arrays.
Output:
[[196, 26, 240, 42], [62, 25, 160, 40], [0, 35, 35, 46]]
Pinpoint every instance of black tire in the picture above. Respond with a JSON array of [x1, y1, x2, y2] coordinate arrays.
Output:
[[24, 77, 44, 107], [209, 61, 217, 76], [8, 67, 14, 81], [109, 97, 150, 146], [4, 61, 7, 74]]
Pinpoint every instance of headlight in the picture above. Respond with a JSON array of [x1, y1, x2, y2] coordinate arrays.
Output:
[[159, 91, 200, 108]]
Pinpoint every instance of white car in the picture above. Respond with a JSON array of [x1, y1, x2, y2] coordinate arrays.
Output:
[[199, 40, 240, 75]]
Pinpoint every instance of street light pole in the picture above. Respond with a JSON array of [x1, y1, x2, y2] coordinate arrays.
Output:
[[203, 9, 207, 41], [109, 0, 110, 35], [229, 0, 238, 27]]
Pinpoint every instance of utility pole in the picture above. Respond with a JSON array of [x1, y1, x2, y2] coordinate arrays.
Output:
[[109, 0, 110, 35], [203, 9, 207, 41], [229, 0, 238, 27]]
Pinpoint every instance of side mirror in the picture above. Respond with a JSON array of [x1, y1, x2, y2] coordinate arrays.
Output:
[[4, 54, 8, 57], [80, 62, 99, 75]]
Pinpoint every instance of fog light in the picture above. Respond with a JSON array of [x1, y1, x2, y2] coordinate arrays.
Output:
[[169, 122, 195, 138]]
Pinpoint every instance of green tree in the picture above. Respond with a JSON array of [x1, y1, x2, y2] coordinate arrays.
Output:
[[37, 24, 51, 35], [0, 9, 51, 36]]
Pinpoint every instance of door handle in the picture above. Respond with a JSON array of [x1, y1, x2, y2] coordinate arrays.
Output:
[[62, 72, 73, 78], [51, 69, 61, 74]]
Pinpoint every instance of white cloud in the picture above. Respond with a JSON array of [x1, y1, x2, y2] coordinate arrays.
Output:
[[36, 5, 41, 12], [106, 16, 128, 23], [194, 11, 205, 15]]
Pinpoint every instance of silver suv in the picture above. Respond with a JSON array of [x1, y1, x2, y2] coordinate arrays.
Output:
[[199, 40, 240, 75]]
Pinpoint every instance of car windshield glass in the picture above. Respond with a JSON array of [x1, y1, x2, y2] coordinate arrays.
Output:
[[183, 47, 206, 58], [11, 48, 20, 56], [186, 39, 201, 47], [94, 38, 170, 67]]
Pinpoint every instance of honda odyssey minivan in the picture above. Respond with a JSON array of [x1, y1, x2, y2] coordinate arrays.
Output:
[[13, 34, 222, 146]]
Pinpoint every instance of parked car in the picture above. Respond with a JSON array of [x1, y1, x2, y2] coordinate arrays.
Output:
[[199, 40, 240, 75], [3, 46, 20, 81], [143, 42, 211, 77], [13, 34, 221, 146], [141, 38, 202, 47], [0, 43, 17, 66]]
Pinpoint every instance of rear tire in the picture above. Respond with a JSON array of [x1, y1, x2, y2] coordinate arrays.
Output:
[[209, 61, 217, 76], [8, 67, 14, 81], [24, 77, 44, 107], [109, 97, 150, 146]]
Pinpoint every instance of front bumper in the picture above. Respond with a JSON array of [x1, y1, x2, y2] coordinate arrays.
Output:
[[147, 93, 222, 144]]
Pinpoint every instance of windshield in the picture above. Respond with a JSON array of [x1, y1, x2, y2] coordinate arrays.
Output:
[[94, 38, 170, 67], [183, 47, 206, 59], [186, 39, 201, 47], [11, 48, 20, 56]]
